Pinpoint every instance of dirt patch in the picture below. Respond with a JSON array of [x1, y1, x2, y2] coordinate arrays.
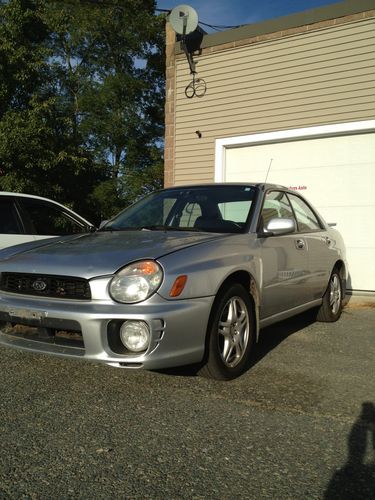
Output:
[[344, 302, 375, 309]]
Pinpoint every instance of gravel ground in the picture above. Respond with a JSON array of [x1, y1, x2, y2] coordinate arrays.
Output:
[[0, 307, 374, 499]]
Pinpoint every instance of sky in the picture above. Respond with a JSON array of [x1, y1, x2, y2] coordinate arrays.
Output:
[[156, 0, 342, 32]]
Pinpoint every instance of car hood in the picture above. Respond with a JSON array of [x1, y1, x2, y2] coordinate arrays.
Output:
[[0, 230, 226, 279]]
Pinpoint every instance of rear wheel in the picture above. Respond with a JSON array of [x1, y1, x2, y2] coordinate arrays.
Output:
[[198, 284, 254, 380], [316, 268, 343, 322]]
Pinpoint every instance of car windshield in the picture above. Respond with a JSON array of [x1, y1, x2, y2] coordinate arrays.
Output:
[[101, 185, 257, 233]]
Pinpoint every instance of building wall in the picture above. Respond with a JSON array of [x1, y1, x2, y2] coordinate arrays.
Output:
[[165, 8, 375, 186]]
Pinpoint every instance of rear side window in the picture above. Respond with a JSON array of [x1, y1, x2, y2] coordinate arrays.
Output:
[[0, 198, 22, 234], [287, 194, 322, 232], [19, 198, 86, 236]]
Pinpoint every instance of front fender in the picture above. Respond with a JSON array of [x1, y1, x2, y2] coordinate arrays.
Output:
[[157, 234, 262, 300]]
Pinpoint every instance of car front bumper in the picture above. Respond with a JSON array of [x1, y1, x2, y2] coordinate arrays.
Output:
[[0, 292, 214, 369]]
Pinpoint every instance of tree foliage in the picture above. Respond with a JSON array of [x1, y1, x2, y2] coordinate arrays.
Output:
[[0, 0, 165, 223]]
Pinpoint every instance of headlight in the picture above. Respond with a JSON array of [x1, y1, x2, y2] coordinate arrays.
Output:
[[109, 260, 163, 303]]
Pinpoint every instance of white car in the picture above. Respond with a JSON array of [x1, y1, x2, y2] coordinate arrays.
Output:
[[0, 192, 95, 250]]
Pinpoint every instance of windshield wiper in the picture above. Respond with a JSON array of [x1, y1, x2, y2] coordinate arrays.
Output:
[[140, 225, 203, 232], [98, 226, 133, 232], [99, 225, 203, 232]]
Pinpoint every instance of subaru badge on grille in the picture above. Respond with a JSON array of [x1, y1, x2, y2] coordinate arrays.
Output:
[[32, 279, 47, 291]]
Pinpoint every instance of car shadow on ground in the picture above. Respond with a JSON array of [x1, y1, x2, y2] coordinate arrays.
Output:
[[251, 308, 317, 366], [156, 309, 318, 378]]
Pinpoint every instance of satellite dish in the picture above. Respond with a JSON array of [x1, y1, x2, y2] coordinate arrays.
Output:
[[169, 4, 199, 35]]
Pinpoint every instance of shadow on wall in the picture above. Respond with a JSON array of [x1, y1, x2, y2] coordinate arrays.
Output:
[[324, 402, 375, 499]]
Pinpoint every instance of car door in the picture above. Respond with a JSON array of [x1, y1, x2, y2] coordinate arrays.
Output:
[[0, 196, 31, 250], [258, 190, 310, 319], [287, 193, 333, 300]]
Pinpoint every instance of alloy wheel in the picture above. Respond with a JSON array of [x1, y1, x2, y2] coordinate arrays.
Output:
[[217, 296, 250, 368], [329, 274, 342, 315]]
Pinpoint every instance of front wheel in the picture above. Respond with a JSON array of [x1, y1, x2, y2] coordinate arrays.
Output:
[[316, 268, 343, 322], [198, 284, 254, 380]]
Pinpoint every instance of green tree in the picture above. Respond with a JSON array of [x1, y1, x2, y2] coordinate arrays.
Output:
[[45, 0, 165, 218], [0, 0, 105, 221], [0, 0, 165, 222], [0, 0, 48, 114]]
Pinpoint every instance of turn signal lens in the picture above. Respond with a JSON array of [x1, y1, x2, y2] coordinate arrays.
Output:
[[136, 261, 160, 275], [169, 275, 188, 297]]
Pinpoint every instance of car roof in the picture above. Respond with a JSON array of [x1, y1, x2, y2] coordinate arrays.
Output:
[[0, 191, 93, 226], [162, 182, 288, 190], [0, 191, 63, 202]]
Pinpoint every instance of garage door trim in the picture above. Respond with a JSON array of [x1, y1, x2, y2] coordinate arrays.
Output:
[[214, 119, 375, 182]]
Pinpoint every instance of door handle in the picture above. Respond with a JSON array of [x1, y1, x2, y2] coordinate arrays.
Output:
[[295, 239, 305, 250]]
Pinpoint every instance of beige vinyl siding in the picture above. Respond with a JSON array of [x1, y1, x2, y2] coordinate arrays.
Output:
[[173, 17, 375, 185]]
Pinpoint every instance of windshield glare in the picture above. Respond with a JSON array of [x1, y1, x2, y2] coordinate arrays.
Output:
[[102, 185, 257, 233]]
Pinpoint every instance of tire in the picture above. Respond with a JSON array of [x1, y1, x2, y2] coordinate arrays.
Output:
[[316, 268, 343, 322], [198, 284, 254, 380]]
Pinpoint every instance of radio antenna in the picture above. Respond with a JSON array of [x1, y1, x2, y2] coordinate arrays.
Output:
[[264, 158, 273, 185]]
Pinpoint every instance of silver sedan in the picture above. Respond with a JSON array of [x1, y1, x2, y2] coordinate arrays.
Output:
[[0, 183, 347, 380]]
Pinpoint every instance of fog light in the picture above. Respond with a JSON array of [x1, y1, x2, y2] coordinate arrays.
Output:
[[120, 321, 150, 352]]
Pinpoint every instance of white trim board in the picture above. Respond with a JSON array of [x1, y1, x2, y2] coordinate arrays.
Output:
[[214, 120, 375, 182]]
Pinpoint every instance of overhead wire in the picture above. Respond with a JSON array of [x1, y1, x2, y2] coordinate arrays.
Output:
[[60, 4, 244, 32], [155, 8, 245, 31], [198, 21, 245, 30]]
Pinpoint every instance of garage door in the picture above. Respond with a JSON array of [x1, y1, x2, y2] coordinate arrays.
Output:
[[225, 132, 375, 292]]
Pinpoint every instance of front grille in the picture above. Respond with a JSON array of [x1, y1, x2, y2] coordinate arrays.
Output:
[[0, 273, 91, 300]]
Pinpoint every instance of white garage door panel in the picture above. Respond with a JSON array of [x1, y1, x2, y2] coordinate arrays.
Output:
[[346, 249, 375, 291], [321, 206, 374, 248], [225, 133, 375, 291]]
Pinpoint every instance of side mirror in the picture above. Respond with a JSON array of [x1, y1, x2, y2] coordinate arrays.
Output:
[[263, 218, 296, 236]]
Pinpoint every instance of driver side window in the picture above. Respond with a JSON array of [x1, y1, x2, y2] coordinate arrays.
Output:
[[260, 191, 294, 232]]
